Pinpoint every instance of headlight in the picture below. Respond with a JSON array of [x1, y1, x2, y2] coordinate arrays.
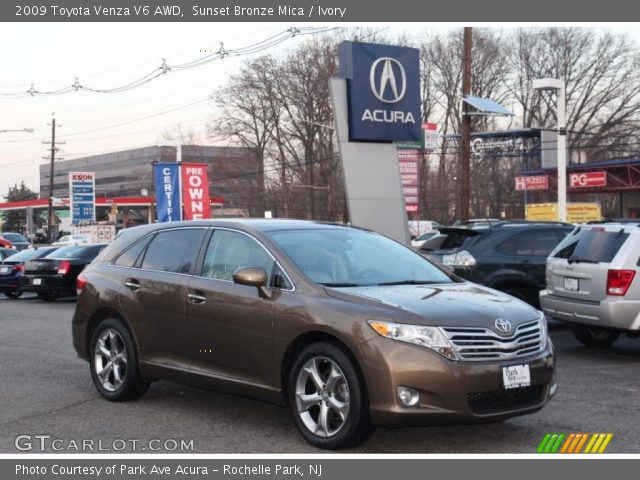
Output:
[[368, 320, 458, 361], [538, 310, 550, 350], [442, 250, 476, 266]]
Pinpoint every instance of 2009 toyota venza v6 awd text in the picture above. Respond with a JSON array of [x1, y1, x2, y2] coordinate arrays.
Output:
[[72, 219, 556, 449]]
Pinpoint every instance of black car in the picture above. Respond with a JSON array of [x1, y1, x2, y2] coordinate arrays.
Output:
[[421, 221, 573, 306], [0, 232, 30, 251], [22, 244, 107, 301], [0, 246, 60, 299]]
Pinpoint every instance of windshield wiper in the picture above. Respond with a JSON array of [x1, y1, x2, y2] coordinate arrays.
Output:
[[375, 280, 442, 286], [319, 282, 360, 287], [567, 256, 599, 264]]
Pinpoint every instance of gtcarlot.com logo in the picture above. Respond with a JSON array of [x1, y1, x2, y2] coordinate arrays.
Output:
[[537, 432, 613, 454]]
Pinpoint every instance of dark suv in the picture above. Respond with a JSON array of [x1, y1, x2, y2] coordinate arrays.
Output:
[[422, 221, 573, 306]]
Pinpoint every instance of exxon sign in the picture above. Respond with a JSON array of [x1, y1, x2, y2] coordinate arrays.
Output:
[[339, 41, 421, 142]]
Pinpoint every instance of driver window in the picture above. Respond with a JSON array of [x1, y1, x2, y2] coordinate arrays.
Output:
[[201, 230, 276, 284]]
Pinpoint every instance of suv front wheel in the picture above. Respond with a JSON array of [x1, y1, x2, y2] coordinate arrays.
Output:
[[288, 342, 372, 449], [571, 324, 620, 347]]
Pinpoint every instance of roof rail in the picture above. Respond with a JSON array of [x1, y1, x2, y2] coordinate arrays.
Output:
[[491, 220, 573, 227], [586, 218, 640, 225]]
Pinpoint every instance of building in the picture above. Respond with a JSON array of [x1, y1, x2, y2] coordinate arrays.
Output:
[[38, 145, 261, 223]]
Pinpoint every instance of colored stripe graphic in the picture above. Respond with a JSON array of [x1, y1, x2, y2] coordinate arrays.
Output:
[[538, 433, 613, 454]]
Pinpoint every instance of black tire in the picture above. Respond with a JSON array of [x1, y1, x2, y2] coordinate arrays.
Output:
[[4, 289, 23, 299], [89, 317, 149, 401], [571, 324, 620, 348], [37, 290, 58, 302], [287, 342, 372, 449]]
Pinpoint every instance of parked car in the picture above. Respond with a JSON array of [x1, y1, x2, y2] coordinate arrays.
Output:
[[540, 221, 640, 347], [0, 232, 29, 251], [423, 221, 573, 306], [0, 246, 59, 299], [53, 234, 91, 246], [0, 238, 13, 249], [22, 244, 107, 301], [411, 231, 440, 248], [72, 219, 555, 449], [0, 247, 17, 261], [453, 218, 502, 229]]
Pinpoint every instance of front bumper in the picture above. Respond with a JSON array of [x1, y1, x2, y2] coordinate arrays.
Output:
[[540, 290, 640, 331], [360, 336, 555, 427]]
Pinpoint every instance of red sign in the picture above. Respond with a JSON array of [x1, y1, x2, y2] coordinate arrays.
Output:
[[515, 175, 549, 191], [398, 150, 420, 214], [181, 163, 211, 220], [569, 171, 607, 188]]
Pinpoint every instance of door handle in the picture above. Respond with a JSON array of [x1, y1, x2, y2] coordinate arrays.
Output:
[[124, 278, 140, 291], [188, 291, 206, 304]]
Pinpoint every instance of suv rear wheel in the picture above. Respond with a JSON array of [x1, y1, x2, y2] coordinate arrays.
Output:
[[288, 342, 372, 449], [571, 325, 620, 347], [89, 318, 149, 401]]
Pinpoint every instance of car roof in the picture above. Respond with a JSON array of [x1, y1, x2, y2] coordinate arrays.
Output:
[[118, 219, 355, 236]]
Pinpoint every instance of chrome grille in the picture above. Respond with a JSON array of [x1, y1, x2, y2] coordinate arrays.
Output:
[[442, 318, 545, 361]]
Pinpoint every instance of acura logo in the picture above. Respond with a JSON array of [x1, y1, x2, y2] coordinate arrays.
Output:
[[369, 57, 407, 103], [494, 318, 512, 334]]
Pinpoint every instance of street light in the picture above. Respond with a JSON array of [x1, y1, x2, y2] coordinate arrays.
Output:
[[532, 78, 567, 222]]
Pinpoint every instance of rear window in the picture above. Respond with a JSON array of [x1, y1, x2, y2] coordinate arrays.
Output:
[[438, 231, 479, 251], [1, 247, 56, 262], [553, 229, 629, 263], [46, 245, 104, 259]]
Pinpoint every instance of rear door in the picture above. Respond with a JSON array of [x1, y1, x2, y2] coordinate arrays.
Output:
[[546, 226, 631, 302], [117, 228, 207, 368]]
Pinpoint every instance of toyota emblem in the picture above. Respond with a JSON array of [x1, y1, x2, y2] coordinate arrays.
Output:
[[494, 318, 512, 334]]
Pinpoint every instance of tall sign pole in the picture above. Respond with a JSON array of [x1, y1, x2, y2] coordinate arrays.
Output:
[[47, 117, 56, 241], [460, 27, 473, 223]]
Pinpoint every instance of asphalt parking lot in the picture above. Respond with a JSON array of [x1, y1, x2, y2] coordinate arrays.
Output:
[[1, 294, 639, 453]]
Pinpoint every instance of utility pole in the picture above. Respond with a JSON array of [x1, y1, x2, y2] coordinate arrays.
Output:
[[43, 115, 64, 242], [460, 27, 473, 223]]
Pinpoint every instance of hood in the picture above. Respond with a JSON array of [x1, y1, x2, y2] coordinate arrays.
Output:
[[325, 282, 540, 330]]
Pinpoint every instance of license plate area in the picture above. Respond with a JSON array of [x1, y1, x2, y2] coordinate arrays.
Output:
[[33, 278, 42, 285], [0, 266, 10, 274], [564, 277, 579, 292], [502, 364, 531, 390]]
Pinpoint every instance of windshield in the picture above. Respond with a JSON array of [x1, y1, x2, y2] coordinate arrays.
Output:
[[3, 233, 27, 242], [267, 228, 454, 287]]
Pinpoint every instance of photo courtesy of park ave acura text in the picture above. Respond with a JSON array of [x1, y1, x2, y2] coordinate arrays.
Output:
[[1, 1, 640, 460]]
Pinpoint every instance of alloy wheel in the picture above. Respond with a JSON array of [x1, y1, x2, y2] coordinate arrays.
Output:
[[295, 356, 350, 438], [93, 328, 128, 392]]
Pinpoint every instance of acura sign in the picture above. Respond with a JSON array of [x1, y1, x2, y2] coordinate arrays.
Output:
[[339, 41, 421, 142]]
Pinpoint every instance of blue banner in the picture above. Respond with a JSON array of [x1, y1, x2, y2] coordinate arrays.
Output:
[[153, 163, 181, 222], [339, 41, 421, 143]]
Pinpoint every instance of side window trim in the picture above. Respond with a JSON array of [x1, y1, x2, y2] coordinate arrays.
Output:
[[195, 227, 295, 292]]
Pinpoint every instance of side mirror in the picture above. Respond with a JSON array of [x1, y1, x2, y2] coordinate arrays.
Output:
[[232, 266, 272, 298]]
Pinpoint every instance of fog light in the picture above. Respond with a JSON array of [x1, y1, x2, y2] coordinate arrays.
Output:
[[397, 386, 420, 407]]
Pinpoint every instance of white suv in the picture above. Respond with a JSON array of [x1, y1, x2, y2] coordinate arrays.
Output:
[[540, 221, 640, 347]]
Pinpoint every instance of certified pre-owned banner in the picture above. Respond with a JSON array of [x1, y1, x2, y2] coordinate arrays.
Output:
[[153, 163, 181, 222], [181, 163, 211, 220]]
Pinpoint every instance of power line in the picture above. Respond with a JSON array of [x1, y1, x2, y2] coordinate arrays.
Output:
[[0, 27, 338, 99]]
